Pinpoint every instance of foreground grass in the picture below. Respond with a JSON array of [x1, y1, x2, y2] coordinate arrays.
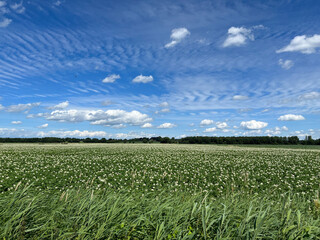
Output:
[[1, 187, 320, 239]]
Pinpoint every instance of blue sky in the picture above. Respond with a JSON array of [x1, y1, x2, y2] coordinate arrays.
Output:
[[0, 0, 320, 139]]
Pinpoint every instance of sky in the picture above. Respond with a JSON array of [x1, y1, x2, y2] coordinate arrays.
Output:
[[0, 0, 320, 139]]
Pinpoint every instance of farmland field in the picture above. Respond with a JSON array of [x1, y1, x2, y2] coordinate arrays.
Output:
[[1, 143, 320, 239]]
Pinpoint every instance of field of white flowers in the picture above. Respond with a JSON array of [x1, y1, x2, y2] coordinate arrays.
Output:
[[1, 143, 320, 239], [1, 143, 319, 197]]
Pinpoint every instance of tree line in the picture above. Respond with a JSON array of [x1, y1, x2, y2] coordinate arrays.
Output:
[[0, 136, 319, 145]]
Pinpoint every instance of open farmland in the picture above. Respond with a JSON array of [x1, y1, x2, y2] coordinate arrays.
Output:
[[1, 144, 320, 239], [1, 144, 320, 196]]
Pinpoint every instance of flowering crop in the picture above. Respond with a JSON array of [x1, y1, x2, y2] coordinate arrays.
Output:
[[0, 144, 319, 197]]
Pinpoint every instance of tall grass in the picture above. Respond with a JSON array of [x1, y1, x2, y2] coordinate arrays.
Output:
[[1, 186, 319, 239]]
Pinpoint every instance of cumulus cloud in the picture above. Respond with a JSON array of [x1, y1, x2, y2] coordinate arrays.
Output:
[[157, 123, 176, 129], [165, 28, 190, 48], [45, 109, 152, 127], [102, 74, 120, 83], [0, 18, 11, 28], [10, 2, 25, 13], [278, 59, 294, 70], [38, 123, 48, 129], [37, 130, 108, 138], [141, 123, 153, 128], [114, 132, 155, 139], [6, 102, 41, 113], [203, 127, 217, 133], [0, 128, 28, 137], [278, 114, 305, 121], [132, 75, 153, 83], [233, 95, 249, 100], [216, 122, 228, 129], [0, 104, 4, 110], [48, 101, 69, 110], [11, 121, 22, 125], [240, 120, 268, 130], [223, 26, 254, 47], [277, 34, 320, 54], [200, 119, 214, 126]]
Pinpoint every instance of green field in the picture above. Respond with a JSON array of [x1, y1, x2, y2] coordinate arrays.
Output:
[[1, 144, 320, 239]]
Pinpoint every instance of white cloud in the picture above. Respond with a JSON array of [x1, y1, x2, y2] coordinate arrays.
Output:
[[0, 128, 28, 137], [38, 123, 48, 129], [278, 114, 305, 121], [10, 2, 25, 13], [102, 74, 120, 83], [200, 119, 214, 126], [6, 102, 41, 113], [0, 104, 4, 110], [277, 34, 320, 54], [101, 100, 113, 106], [11, 121, 22, 125], [157, 123, 176, 129], [240, 120, 268, 130], [160, 108, 170, 113], [37, 130, 108, 138], [141, 123, 153, 128], [54, 1, 62, 6], [111, 124, 126, 129], [282, 126, 289, 131], [0, 1, 6, 7], [159, 102, 169, 108], [114, 132, 155, 139], [278, 59, 294, 70], [216, 122, 228, 129], [298, 92, 320, 101], [233, 95, 249, 100], [45, 109, 152, 126], [0, 18, 12, 28], [48, 101, 69, 110], [223, 26, 254, 47], [132, 75, 153, 83], [203, 127, 217, 133], [165, 28, 190, 48]]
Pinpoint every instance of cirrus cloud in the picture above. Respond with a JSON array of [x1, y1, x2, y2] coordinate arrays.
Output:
[[6, 102, 41, 113], [278, 59, 294, 70], [233, 95, 249, 100]]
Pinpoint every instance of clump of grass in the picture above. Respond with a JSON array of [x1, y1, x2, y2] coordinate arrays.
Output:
[[1, 187, 319, 239]]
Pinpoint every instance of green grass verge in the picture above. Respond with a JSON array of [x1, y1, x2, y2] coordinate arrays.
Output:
[[1, 186, 320, 239]]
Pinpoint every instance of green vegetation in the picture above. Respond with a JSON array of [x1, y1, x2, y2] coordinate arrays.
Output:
[[0, 144, 320, 239], [0, 135, 320, 145]]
